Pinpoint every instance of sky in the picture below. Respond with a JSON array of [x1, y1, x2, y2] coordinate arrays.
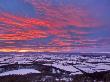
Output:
[[0, 0, 110, 52]]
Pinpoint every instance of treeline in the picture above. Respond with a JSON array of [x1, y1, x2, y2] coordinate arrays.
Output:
[[0, 72, 110, 82]]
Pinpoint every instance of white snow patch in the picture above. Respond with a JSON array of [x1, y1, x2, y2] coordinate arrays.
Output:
[[0, 69, 41, 76], [52, 63, 82, 75]]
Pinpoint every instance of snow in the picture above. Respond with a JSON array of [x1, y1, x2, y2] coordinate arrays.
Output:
[[0, 57, 12, 62], [70, 72, 83, 75], [75, 63, 110, 73], [93, 64, 110, 72], [75, 64, 96, 73], [44, 63, 82, 75], [0, 53, 110, 75], [0, 69, 41, 76]]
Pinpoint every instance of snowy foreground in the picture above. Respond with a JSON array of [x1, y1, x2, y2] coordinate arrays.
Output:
[[0, 69, 40, 76], [0, 52, 110, 76]]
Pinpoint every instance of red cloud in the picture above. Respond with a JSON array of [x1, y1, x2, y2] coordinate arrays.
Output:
[[25, 0, 102, 28], [0, 0, 105, 52]]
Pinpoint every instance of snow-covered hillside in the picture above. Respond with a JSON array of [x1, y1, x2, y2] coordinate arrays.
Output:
[[0, 53, 110, 76]]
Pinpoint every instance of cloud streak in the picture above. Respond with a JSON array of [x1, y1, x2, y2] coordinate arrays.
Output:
[[0, 0, 109, 52]]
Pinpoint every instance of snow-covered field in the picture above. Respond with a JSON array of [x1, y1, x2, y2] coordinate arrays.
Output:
[[0, 69, 40, 76], [0, 53, 110, 76]]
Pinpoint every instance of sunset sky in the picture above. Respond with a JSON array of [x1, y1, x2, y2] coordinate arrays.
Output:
[[0, 0, 110, 52]]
